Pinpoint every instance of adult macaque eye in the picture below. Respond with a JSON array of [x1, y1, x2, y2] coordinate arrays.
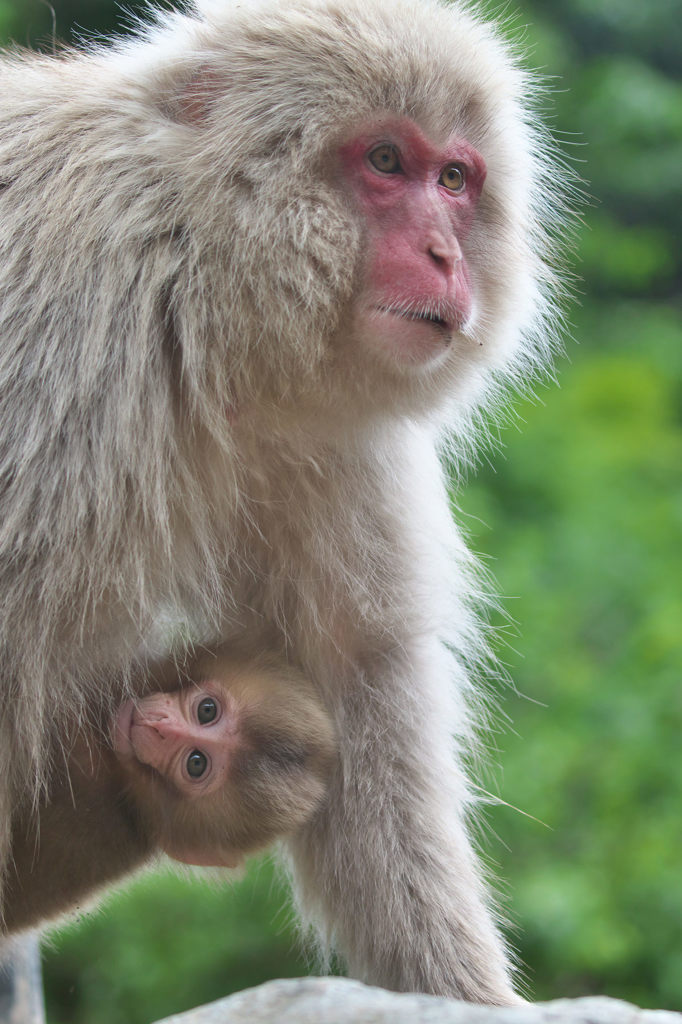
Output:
[[197, 696, 218, 724], [439, 163, 466, 193], [186, 750, 208, 779], [367, 144, 401, 174]]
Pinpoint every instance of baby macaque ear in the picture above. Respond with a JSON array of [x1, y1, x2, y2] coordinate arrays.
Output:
[[164, 845, 243, 869]]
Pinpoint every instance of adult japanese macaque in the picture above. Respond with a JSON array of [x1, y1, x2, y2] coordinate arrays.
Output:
[[3, 652, 337, 934], [0, 0, 567, 1003]]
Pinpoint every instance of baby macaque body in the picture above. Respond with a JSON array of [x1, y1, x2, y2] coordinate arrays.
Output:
[[4, 653, 336, 934]]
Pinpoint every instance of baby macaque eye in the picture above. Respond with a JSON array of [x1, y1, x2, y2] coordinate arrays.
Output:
[[367, 144, 401, 174], [197, 696, 218, 724], [439, 162, 466, 193], [187, 750, 208, 779]]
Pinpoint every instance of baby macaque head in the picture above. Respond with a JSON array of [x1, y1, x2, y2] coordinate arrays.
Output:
[[112, 654, 337, 867]]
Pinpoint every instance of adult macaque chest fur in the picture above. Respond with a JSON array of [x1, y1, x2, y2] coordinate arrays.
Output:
[[4, 652, 336, 935], [0, 0, 567, 1003]]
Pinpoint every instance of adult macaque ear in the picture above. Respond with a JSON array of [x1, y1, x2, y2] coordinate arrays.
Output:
[[165, 845, 243, 868], [174, 66, 226, 126]]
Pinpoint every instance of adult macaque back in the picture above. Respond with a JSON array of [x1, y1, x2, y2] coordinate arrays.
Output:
[[4, 652, 336, 934], [0, 0, 566, 1002]]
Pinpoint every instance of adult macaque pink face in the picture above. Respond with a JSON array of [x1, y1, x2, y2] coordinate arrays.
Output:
[[113, 683, 239, 799], [340, 118, 486, 369]]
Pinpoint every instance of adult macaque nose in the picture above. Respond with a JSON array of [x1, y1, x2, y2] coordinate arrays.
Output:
[[428, 230, 462, 272]]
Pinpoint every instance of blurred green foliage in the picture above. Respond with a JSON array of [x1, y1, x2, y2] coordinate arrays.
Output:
[[41, 860, 309, 1024], [1, 0, 680, 1020]]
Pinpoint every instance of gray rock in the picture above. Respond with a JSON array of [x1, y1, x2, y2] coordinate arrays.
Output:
[[153, 978, 681, 1024], [0, 936, 45, 1024]]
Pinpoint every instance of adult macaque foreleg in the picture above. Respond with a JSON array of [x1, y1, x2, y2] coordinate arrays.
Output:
[[289, 642, 514, 1003]]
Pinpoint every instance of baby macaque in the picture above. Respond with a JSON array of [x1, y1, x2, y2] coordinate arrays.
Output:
[[3, 653, 336, 934]]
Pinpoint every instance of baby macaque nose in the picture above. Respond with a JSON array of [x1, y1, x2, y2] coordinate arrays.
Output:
[[147, 714, 183, 740]]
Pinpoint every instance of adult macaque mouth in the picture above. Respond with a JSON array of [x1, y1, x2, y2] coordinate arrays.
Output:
[[382, 307, 452, 332], [413, 312, 449, 330]]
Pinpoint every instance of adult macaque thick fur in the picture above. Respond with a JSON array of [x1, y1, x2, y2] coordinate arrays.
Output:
[[0, 0, 566, 1004]]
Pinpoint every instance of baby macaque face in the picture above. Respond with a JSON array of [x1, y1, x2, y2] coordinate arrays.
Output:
[[109, 658, 337, 867], [113, 683, 239, 798]]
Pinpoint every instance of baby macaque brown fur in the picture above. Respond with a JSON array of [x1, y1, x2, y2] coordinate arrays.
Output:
[[4, 652, 336, 935]]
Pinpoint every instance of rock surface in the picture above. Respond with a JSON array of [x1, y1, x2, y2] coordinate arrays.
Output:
[[154, 978, 681, 1024], [0, 935, 46, 1024]]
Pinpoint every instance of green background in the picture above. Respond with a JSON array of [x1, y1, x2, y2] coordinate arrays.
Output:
[[1, 1, 680, 1020]]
